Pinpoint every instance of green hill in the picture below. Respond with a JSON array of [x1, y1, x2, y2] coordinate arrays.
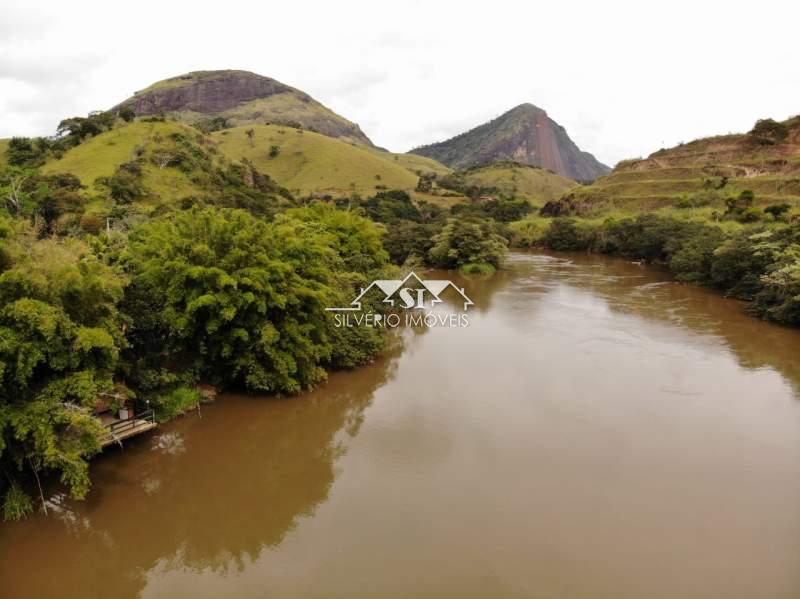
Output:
[[115, 70, 373, 146], [438, 161, 575, 204], [35, 120, 456, 209], [212, 124, 423, 197], [42, 120, 205, 202], [366, 149, 452, 178], [548, 116, 800, 216], [37, 119, 292, 225]]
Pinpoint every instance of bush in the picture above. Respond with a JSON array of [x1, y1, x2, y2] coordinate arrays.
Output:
[[668, 229, 725, 283], [724, 190, 756, 221], [749, 118, 789, 144], [427, 217, 508, 270], [102, 161, 145, 204], [80, 213, 104, 234], [360, 190, 421, 223], [154, 387, 201, 421], [541, 218, 593, 251], [383, 220, 438, 264], [764, 203, 792, 221], [7, 137, 47, 167], [737, 207, 762, 223], [710, 233, 772, 299], [2, 484, 34, 521], [452, 197, 532, 222], [197, 117, 229, 133], [459, 262, 496, 276], [508, 217, 548, 247], [118, 107, 136, 122]]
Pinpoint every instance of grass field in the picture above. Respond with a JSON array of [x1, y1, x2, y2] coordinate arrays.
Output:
[[42, 121, 191, 182], [448, 162, 576, 204], [41, 121, 205, 202], [369, 149, 452, 178], [212, 124, 420, 197]]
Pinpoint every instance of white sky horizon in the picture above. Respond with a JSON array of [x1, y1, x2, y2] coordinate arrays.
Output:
[[1, 0, 798, 167]]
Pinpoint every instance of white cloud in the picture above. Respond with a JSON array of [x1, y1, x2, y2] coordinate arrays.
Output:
[[1, 0, 798, 166]]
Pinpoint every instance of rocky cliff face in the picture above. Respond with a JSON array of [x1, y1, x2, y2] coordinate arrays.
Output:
[[410, 104, 609, 181], [115, 70, 373, 146]]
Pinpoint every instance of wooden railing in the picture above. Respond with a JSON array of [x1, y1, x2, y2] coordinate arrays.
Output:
[[102, 409, 156, 446]]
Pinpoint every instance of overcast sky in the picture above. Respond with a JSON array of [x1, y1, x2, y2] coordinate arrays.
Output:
[[1, 0, 798, 166]]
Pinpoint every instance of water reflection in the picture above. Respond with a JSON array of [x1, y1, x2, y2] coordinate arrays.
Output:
[[0, 336, 409, 598]]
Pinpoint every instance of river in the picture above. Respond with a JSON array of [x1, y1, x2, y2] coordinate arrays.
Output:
[[2, 251, 800, 598]]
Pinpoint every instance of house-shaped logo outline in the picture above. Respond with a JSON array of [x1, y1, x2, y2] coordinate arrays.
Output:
[[325, 271, 474, 312]]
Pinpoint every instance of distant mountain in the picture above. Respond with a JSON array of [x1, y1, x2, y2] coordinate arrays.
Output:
[[409, 103, 610, 181], [114, 70, 374, 146]]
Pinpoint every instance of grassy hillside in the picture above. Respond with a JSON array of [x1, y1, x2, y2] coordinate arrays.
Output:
[[555, 116, 800, 217], [440, 162, 575, 204], [42, 120, 205, 201], [366, 149, 452, 178], [36, 120, 459, 207], [0, 139, 8, 168], [212, 124, 421, 197], [34, 119, 295, 226]]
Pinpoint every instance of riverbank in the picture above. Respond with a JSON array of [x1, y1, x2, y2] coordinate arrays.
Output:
[[508, 213, 800, 326]]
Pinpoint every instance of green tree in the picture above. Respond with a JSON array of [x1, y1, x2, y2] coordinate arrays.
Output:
[[122, 206, 389, 394], [428, 217, 508, 270], [360, 190, 421, 224], [0, 236, 126, 515], [541, 218, 593, 251], [122, 207, 332, 393], [281, 202, 389, 276], [749, 118, 789, 144], [764, 203, 792, 221], [118, 106, 136, 122], [383, 220, 439, 265], [6, 137, 49, 168]]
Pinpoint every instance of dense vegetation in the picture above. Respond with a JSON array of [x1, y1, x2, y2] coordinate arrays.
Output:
[[348, 189, 510, 273], [0, 107, 515, 520]]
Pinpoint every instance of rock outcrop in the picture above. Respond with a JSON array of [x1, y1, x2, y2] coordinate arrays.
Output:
[[115, 70, 373, 146], [410, 103, 609, 182]]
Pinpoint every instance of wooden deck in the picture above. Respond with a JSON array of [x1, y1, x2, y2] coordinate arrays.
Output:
[[100, 411, 158, 447]]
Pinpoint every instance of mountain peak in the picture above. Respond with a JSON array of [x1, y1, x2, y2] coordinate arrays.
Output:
[[509, 102, 545, 115], [116, 69, 373, 146], [410, 104, 609, 181]]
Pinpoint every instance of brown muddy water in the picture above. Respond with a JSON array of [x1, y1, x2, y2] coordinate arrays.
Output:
[[2, 251, 800, 599]]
